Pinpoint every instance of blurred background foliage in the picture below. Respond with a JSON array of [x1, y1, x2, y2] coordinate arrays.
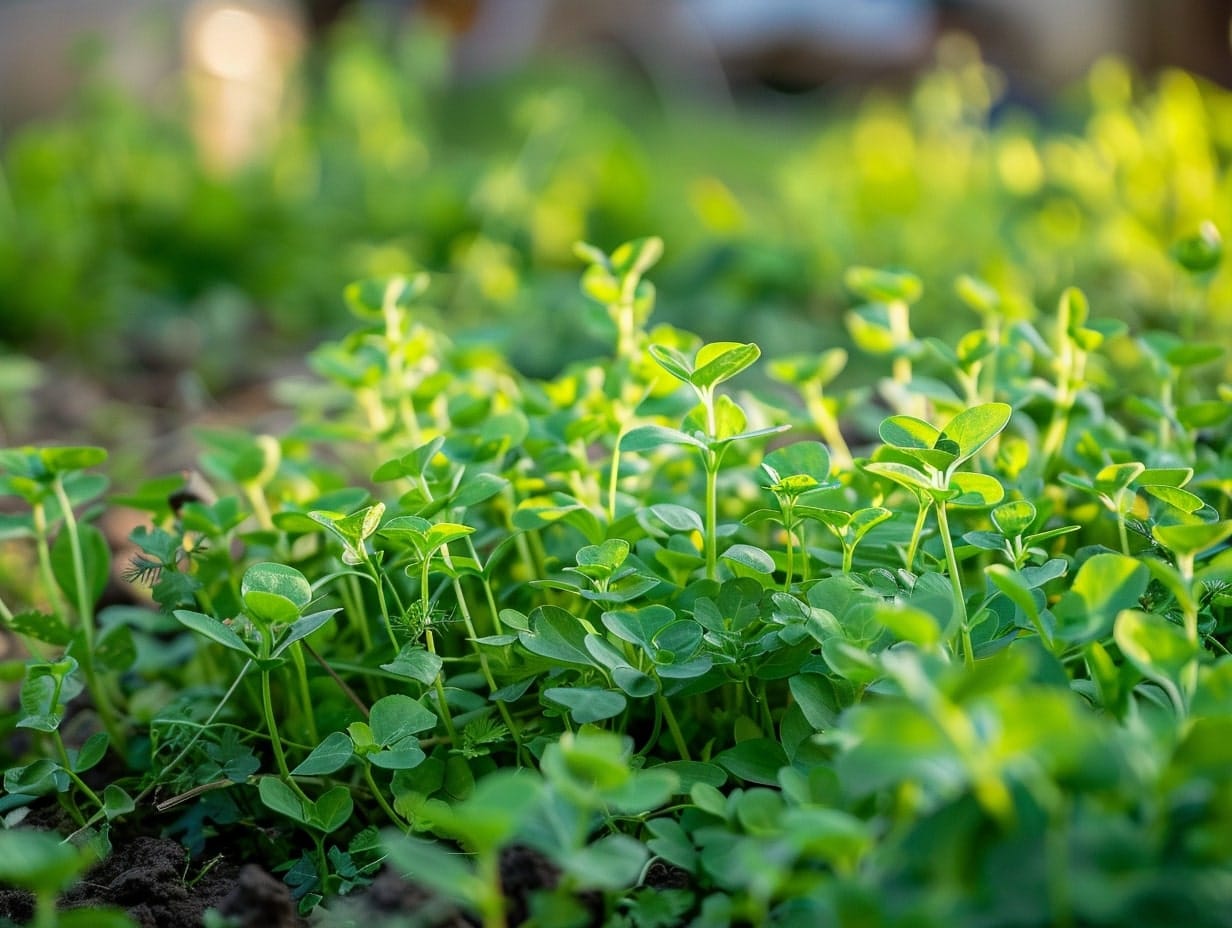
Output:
[[0, 1, 1229, 451]]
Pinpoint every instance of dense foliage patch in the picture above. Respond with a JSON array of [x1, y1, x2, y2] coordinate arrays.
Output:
[[1, 221, 1230, 927]]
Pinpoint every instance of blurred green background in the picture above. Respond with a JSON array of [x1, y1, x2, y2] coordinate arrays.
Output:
[[0, 0, 1229, 456]]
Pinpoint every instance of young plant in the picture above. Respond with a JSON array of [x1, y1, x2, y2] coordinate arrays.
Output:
[[865, 402, 1011, 663], [622, 341, 789, 580]]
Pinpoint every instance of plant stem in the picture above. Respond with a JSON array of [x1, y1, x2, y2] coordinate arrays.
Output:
[[363, 764, 409, 832], [51, 477, 122, 748], [934, 503, 972, 666], [30, 501, 67, 618], [656, 691, 691, 761], [419, 557, 458, 742], [260, 667, 311, 803], [289, 644, 320, 745], [803, 386, 852, 470], [782, 507, 795, 592], [447, 567, 525, 760], [53, 730, 104, 813], [608, 429, 625, 524], [478, 852, 508, 928], [704, 457, 719, 581], [904, 501, 929, 572]]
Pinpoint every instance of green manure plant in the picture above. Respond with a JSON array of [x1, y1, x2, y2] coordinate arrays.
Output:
[[1, 228, 1231, 928]]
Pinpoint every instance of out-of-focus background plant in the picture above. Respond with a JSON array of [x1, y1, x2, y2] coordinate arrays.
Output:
[[0, 0, 1229, 457]]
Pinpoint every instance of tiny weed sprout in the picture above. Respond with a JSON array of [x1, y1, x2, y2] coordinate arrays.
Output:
[[2, 51, 1232, 928]]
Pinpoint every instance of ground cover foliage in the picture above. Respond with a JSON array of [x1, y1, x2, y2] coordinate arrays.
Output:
[[3, 17, 1232, 928], [1, 24, 1231, 394], [1, 218, 1230, 927]]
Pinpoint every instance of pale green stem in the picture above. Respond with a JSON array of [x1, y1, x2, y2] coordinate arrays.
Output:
[[421, 556, 458, 742], [935, 503, 972, 666], [289, 644, 320, 745], [51, 477, 122, 747], [656, 691, 692, 761], [904, 501, 930, 573], [364, 764, 410, 832], [261, 665, 311, 803], [704, 460, 719, 581], [31, 501, 67, 617]]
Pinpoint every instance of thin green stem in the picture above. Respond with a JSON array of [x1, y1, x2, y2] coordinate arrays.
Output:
[[364, 764, 409, 832], [261, 668, 311, 803], [365, 559, 400, 653], [608, 431, 624, 524], [656, 691, 691, 761], [448, 566, 525, 760], [31, 501, 67, 618], [935, 503, 972, 666], [54, 730, 104, 812], [51, 477, 122, 748], [704, 457, 719, 581], [289, 644, 320, 745], [782, 505, 795, 592], [904, 500, 930, 572]]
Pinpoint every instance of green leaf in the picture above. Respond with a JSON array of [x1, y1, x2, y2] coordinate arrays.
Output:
[[381, 832, 485, 907], [1141, 484, 1206, 515], [721, 544, 775, 575], [863, 461, 933, 493], [562, 834, 648, 890], [955, 274, 1001, 315], [1092, 462, 1145, 496], [763, 441, 832, 486], [102, 784, 134, 820], [293, 732, 355, 776], [381, 645, 444, 685], [612, 236, 665, 277], [1114, 610, 1194, 689], [1153, 520, 1232, 558], [991, 500, 1036, 536], [519, 606, 597, 666], [714, 739, 788, 786], [242, 563, 312, 625], [428, 769, 544, 854], [73, 732, 109, 773], [1136, 467, 1193, 489], [308, 786, 354, 834], [949, 471, 1005, 507], [51, 522, 110, 610], [1178, 401, 1232, 429], [576, 539, 631, 573], [1171, 221, 1222, 274], [621, 425, 706, 452], [602, 605, 676, 650], [258, 777, 307, 824], [370, 694, 437, 746], [845, 266, 922, 303], [691, 342, 761, 389], [647, 345, 694, 383], [647, 504, 705, 534], [8, 610, 72, 646], [173, 610, 254, 657], [1053, 553, 1149, 643], [40, 446, 107, 474], [272, 609, 340, 658], [873, 604, 942, 647], [940, 403, 1012, 466], [0, 829, 92, 892], [544, 687, 628, 724], [789, 674, 840, 731], [94, 624, 136, 673], [879, 415, 941, 451]]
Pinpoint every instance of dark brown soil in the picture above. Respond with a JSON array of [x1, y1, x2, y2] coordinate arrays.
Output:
[[0, 834, 300, 928]]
